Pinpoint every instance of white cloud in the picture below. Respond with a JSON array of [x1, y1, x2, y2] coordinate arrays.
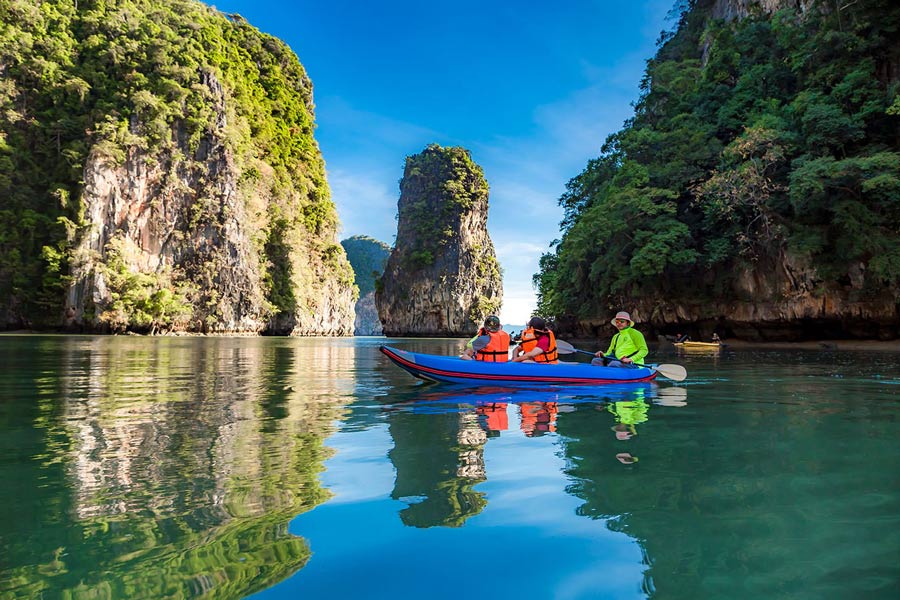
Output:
[[318, 96, 439, 153], [494, 240, 547, 270], [328, 167, 397, 243]]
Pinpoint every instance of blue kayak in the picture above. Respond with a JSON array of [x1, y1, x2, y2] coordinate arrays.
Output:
[[380, 345, 657, 386]]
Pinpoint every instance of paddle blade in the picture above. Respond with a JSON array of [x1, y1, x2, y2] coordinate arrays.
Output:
[[555, 339, 595, 356], [555, 340, 577, 354], [653, 363, 687, 381]]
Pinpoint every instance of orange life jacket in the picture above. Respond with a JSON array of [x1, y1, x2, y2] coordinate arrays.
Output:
[[518, 327, 558, 363], [475, 329, 511, 362]]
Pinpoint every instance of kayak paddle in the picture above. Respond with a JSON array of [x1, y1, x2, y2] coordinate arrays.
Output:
[[556, 339, 688, 382]]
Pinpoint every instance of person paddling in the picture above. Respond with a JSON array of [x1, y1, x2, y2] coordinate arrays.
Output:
[[592, 311, 648, 368]]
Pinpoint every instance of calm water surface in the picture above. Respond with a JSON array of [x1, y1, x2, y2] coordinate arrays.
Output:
[[1, 335, 898, 599]]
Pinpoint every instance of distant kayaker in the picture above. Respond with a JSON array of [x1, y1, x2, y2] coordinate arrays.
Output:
[[592, 311, 648, 368], [511, 316, 559, 363], [460, 315, 511, 361], [675, 332, 690, 343]]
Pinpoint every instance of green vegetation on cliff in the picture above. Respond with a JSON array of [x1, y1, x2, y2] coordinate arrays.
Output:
[[0, 0, 350, 329], [399, 144, 489, 268], [377, 143, 502, 336], [535, 0, 900, 319]]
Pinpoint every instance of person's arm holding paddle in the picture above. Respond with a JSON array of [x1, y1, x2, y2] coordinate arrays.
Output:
[[594, 311, 647, 368]]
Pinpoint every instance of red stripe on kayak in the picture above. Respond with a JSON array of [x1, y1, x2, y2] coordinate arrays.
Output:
[[380, 346, 657, 384]]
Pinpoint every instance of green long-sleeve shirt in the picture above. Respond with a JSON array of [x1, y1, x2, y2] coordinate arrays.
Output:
[[606, 327, 648, 363]]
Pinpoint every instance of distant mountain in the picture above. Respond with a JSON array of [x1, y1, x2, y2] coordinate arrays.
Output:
[[341, 235, 391, 335]]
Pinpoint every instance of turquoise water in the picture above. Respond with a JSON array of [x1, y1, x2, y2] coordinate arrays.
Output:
[[0, 335, 898, 599]]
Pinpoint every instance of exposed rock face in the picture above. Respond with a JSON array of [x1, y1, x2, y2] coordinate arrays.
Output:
[[0, 2, 354, 335], [376, 145, 502, 337], [65, 70, 354, 335], [709, 0, 814, 21], [69, 118, 266, 333], [353, 293, 382, 336], [560, 250, 898, 341]]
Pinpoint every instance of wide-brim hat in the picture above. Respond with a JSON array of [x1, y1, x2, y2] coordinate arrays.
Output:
[[611, 311, 635, 327]]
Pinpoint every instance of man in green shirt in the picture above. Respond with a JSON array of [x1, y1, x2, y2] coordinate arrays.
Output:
[[592, 311, 648, 368]]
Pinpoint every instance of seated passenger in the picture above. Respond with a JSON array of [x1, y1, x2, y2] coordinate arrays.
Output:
[[460, 315, 510, 362], [511, 317, 558, 364]]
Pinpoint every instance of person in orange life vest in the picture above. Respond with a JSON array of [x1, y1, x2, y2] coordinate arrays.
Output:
[[511, 316, 558, 364], [460, 315, 510, 361], [592, 311, 648, 368]]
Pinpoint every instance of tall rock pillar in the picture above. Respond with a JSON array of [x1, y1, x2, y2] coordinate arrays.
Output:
[[376, 144, 503, 336]]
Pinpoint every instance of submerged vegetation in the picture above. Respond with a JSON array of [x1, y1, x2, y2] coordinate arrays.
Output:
[[535, 0, 900, 319]]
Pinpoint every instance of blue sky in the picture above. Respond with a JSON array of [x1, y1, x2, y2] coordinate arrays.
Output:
[[212, 0, 673, 325]]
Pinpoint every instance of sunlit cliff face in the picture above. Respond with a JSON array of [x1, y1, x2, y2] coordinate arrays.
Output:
[[710, 0, 814, 21]]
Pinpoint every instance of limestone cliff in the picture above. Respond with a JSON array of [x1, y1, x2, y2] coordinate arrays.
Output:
[[0, 0, 354, 334], [376, 145, 502, 336], [561, 249, 898, 341], [708, 0, 814, 21], [535, 0, 899, 342]]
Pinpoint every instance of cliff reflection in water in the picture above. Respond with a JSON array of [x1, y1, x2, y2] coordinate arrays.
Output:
[[558, 363, 897, 599], [388, 398, 489, 528], [0, 336, 356, 599]]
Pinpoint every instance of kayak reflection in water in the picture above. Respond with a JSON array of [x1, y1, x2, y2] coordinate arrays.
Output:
[[609, 398, 649, 439], [474, 398, 559, 438]]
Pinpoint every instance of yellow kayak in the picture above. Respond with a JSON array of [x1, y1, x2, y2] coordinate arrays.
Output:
[[674, 341, 723, 349]]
